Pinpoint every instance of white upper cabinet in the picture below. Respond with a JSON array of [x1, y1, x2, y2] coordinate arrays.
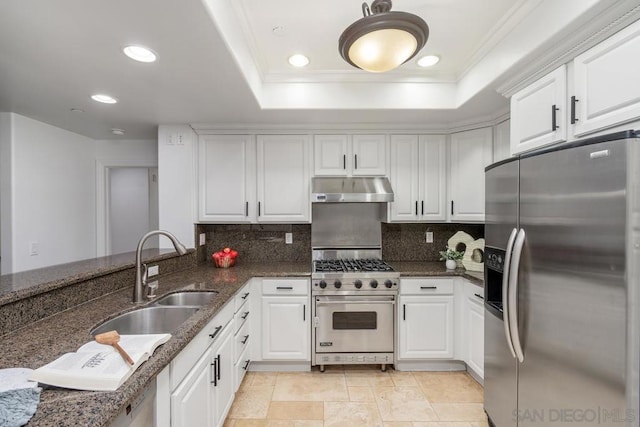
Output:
[[314, 134, 387, 176], [389, 135, 446, 222], [493, 119, 511, 163], [257, 135, 311, 223], [314, 135, 349, 176], [572, 19, 640, 137], [198, 135, 256, 222], [511, 65, 567, 154], [448, 127, 493, 222], [351, 134, 387, 176]]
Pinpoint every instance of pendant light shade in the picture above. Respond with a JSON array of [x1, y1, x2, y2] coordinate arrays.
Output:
[[339, 0, 429, 72]]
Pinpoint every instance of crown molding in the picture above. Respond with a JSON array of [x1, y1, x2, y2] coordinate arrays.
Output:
[[497, 0, 640, 97], [190, 107, 510, 136]]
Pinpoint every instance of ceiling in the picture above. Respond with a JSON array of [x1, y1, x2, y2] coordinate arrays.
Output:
[[0, 0, 626, 139]]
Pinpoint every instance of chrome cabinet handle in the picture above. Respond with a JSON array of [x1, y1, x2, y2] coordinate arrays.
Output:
[[509, 228, 526, 363], [503, 228, 518, 359]]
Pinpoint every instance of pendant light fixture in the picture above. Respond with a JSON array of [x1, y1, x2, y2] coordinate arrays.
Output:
[[339, 0, 429, 73]]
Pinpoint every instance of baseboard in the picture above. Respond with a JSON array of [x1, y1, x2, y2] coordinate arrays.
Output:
[[394, 360, 467, 372], [248, 361, 311, 372]]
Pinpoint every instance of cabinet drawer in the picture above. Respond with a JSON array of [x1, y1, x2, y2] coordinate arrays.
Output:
[[400, 278, 454, 295], [262, 279, 309, 295], [234, 347, 251, 392], [234, 285, 251, 313], [235, 306, 250, 335], [170, 301, 234, 390], [234, 319, 250, 364]]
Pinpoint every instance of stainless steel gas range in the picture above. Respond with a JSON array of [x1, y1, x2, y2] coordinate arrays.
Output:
[[311, 251, 399, 371]]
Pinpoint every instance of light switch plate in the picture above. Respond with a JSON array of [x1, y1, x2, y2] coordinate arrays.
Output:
[[425, 232, 434, 243], [148, 265, 159, 277], [199, 233, 206, 246], [285, 233, 293, 244]]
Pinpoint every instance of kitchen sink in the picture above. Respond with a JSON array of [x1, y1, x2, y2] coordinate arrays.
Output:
[[151, 291, 218, 307], [91, 306, 199, 336]]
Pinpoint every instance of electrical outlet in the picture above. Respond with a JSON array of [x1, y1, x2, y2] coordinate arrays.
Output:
[[285, 233, 293, 244], [199, 233, 206, 246], [425, 232, 434, 243], [148, 265, 159, 277], [29, 241, 39, 256]]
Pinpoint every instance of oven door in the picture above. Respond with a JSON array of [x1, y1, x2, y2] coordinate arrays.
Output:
[[314, 294, 395, 353]]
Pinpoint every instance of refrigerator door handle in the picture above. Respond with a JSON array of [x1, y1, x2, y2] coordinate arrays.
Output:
[[502, 228, 518, 359], [509, 228, 527, 363]]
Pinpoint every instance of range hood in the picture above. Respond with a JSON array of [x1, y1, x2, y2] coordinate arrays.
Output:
[[311, 177, 394, 202]]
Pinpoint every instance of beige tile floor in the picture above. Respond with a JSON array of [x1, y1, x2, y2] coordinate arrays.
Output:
[[224, 366, 489, 427]]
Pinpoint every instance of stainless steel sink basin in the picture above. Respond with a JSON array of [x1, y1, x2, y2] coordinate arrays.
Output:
[[152, 291, 218, 307], [91, 306, 199, 336]]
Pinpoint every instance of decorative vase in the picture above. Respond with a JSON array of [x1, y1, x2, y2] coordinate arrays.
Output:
[[445, 259, 457, 270]]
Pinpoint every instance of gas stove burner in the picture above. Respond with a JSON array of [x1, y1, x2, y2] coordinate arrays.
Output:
[[313, 258, 395, 273]]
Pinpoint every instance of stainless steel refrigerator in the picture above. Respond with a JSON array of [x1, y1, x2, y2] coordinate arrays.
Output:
[[484, 130, 640, 427]]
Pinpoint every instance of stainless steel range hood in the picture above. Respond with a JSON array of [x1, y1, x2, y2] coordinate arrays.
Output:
[[311, 177, 394, 202]]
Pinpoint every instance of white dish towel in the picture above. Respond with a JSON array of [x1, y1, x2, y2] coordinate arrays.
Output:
[[0, 368, 41, 427]]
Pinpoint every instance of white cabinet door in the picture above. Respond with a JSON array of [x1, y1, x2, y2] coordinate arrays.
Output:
[[398, 295, 454, 359], [573, 20, 640, 137], [389, 135, 419, 221], [389, 135, 446, 222], [261, 296, 309, 360], [419, 135, 447, 221], [212, 326, 235, 427], [351, 134, 387, 176], [493, 119, 511, 163], [257, 135, 311, 223], [170, 347, 213, 427], [511, 65, 567, 154], [466, 294, 485, 379], [198, 135, 255, 222], [448, 128, 493, 222], [314, 135, 349, 176]]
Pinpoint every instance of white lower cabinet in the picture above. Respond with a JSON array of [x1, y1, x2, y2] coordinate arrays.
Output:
[[261, 278, 310, 361], [170, 347, 213, 427], [464, 282, 485, 379], [398, 278, 455, 359]]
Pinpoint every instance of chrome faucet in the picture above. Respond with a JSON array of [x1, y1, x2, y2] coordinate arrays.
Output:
[[134, 230, 188, 304]]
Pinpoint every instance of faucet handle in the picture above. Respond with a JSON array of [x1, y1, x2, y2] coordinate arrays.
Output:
[[147, 280, 159, 298]]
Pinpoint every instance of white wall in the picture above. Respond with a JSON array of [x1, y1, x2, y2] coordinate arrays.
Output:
[[0, 113, 13, 274], [9, 114, 96, 272], [158, 125, 197, 249], [0, 115, 159, 274]]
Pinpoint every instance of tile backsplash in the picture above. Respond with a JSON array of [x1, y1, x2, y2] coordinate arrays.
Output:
[[197, 222, 483, 264]]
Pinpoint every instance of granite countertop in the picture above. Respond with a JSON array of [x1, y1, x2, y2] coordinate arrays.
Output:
[[0, 248, 189, 305], [0, 260, 483, 426], [0, 262, 311, 427], [389, 261, 484, 287]]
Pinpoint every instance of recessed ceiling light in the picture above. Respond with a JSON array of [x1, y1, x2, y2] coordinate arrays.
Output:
[[111, 128, 125, 135], [288, 54, 309, 68], [123, 45, 157, 63], [417, 55, 440, 67], [91, 94, 118, 104]]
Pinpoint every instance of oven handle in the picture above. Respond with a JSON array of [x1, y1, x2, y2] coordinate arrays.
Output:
[[315, 295, 395, 302], [315, 299, 395, 305]]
